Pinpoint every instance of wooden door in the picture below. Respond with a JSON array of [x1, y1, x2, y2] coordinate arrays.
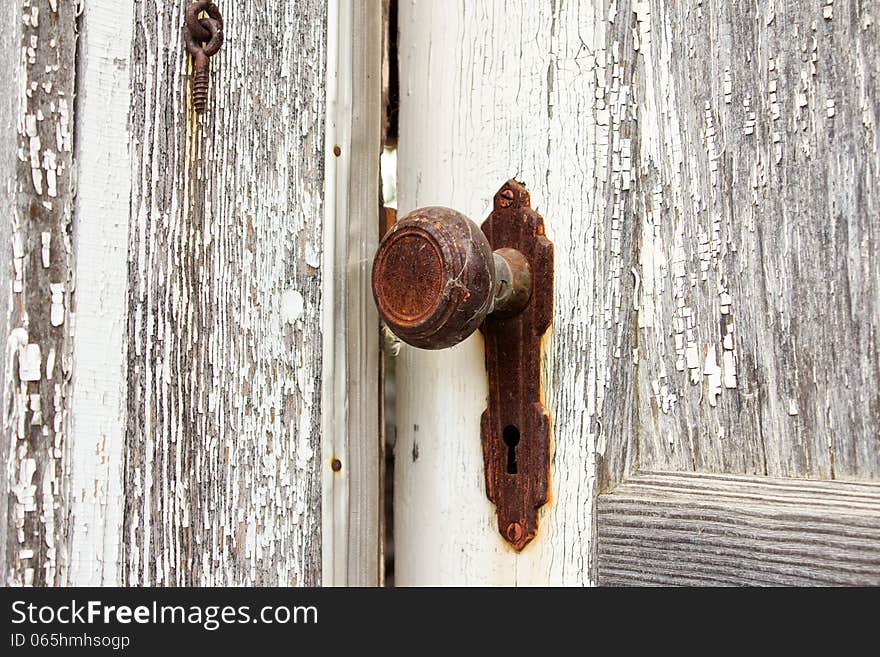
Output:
[[394, 0, 880, 585], [595, 0, 880, 586], [0, 0, 382, 586]]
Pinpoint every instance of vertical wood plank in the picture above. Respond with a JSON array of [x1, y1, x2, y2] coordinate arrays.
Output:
[[3, 0, 375, 586], [627, 0, 880, 481], [395, 0, 623, 585], [123, 0, 327, 586], [322, 0, 382, 587], [66, 0, 133, 586], [0, 0, 19, 587], [2, 0, 78, 587]]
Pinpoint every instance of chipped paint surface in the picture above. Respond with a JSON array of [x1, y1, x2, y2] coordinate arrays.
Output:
[[122, 1, 326, 585], [64, 0, 133, 586], [630, 0, 879, 480], [396, 0, 610, 586], [2, 0, 77, 587], [396, 0, 879, 586], [0, 0, 352, 588]]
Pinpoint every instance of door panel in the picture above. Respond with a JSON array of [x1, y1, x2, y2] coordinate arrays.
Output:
[[395, 0, 880, 586], [625, 0, 879, 481], [597, 0, 880, 585], [395, 0, 615, 585]]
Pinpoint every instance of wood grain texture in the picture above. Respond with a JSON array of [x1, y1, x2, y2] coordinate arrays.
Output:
[[598, 472, 880, 586], [2, 0, 78, 587], [123, 0, 327, 585], [395, 0, 879, 586], [67, 0, 133, 587], [395, 0, 623, 585], [322, 0, 382, 586], [0, 0, 19, 587], [625, 0, 880, 480]]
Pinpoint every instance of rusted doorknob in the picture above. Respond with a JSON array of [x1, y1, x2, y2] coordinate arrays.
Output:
[[372, 206, 532, 349], [373, 180, 554, 551]]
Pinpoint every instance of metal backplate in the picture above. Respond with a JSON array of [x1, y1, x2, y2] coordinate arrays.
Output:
[[479, 180, 553, 551]]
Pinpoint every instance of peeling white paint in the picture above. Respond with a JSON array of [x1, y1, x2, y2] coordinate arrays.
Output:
[[118, 0, 326, 586], [19, 343, 41, 382], [397, 0, 604, 586], [40, 231, 50, 267], [49, 283, 64, 326], [618, 0, 880, 483], [62, 0, 135, 586], [281, 289, 304, 324]]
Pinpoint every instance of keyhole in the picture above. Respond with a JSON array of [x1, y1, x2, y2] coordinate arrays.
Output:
[[503, 425, 520, 475]]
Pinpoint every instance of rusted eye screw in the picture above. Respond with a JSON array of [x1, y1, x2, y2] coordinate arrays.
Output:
[[372, 206, 532, 349], [184, 1, 224, 114]]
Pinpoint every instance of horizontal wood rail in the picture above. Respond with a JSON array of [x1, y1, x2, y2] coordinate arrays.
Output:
[[598, 472, 880, 586]]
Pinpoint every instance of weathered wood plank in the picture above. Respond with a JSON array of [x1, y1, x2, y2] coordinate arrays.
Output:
[[394, 0, 879, 587], [0, 0, 19, 588], [598, 472, 880, 586], [627, 0, 880, 480], [2, 0, 78, 587], [395, 0, 626, 585], [67, 0, 133, 587], [322, 0, 382, 587], [123, 0, 327, 585]]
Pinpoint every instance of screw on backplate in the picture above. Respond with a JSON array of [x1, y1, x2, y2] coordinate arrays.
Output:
[[499, 188, 515, 208], [506, 522, 523, 543], [183, 1, 224, 114]]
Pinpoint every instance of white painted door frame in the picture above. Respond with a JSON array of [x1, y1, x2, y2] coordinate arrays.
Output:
[[394, 1, 603, 585]]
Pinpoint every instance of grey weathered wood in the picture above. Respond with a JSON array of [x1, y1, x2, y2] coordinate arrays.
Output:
[[0, 0, 18, 588], [324, 0, 383, 586], [1, 0, 78, 587], [123, 1, 327, 585], [597, 0, 880, 586], [1, 0, 379, 588], [346, 0, 382, 586], [622, 0, 880, 480], [598, 472, 880, 586], [595, 0, 642, 497]]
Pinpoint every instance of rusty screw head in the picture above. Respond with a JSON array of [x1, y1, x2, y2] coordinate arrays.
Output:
[[498, 188, 515, 208], [506, 522, 524, 543], [372, 207, 495, 350]]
